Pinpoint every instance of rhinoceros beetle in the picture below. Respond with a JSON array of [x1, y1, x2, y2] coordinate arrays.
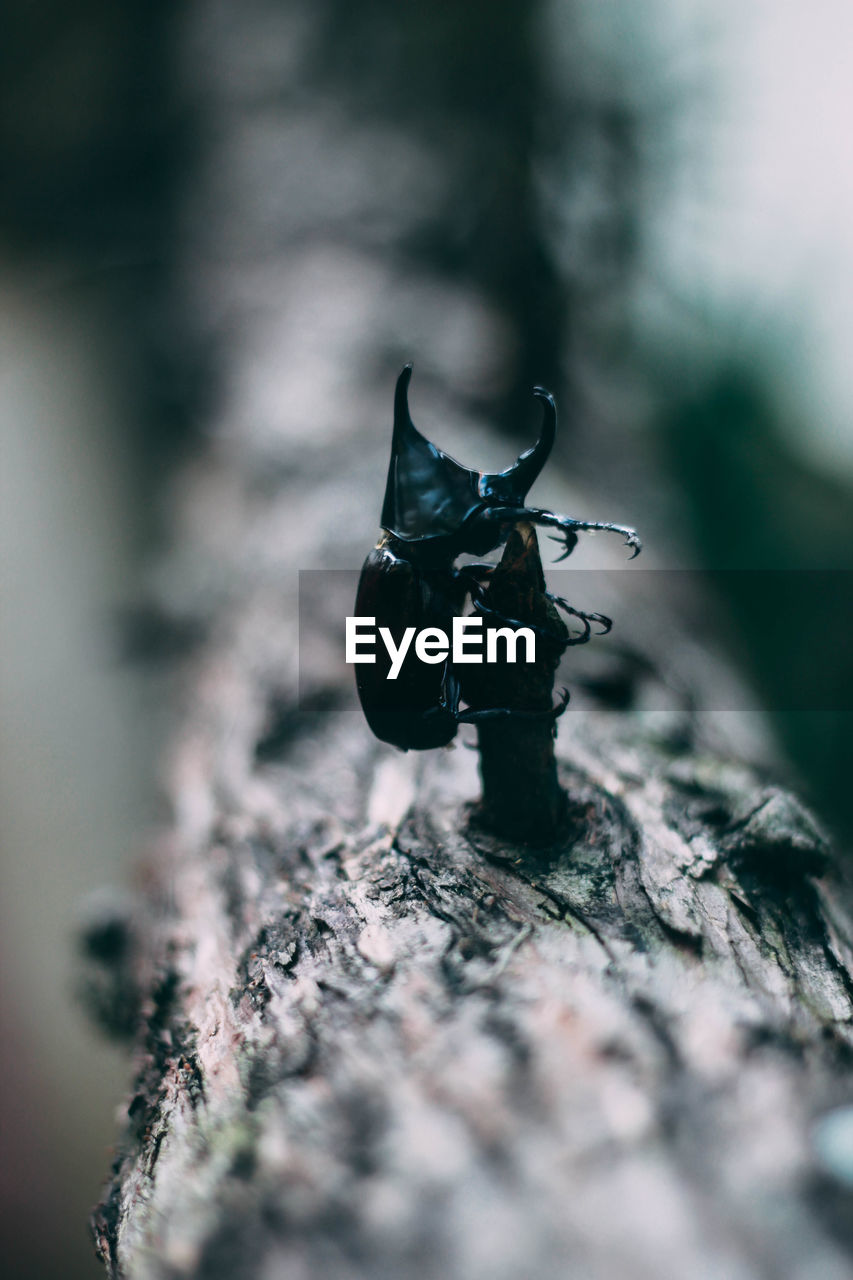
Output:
[[354, 364, 640, 750]]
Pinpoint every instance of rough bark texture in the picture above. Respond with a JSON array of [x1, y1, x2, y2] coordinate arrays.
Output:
[[89, 414, 853, 1279], [86, 5, 853, 1275]]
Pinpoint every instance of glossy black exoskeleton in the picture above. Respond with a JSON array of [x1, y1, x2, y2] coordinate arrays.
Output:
[[355, 365, 640, 750]]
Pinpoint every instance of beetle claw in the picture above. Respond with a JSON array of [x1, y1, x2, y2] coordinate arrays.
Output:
[[547, 521, 641, 560], [547, 594, 612, 642], [457, 687, 570, 727], [553, 687, 570, 717], [548, 534, 573, 563], [469, 583, 578, 649]]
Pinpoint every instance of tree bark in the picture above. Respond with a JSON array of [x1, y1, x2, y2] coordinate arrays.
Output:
[[85, 7, 853, 1274], [89, 413, 853, 1278]]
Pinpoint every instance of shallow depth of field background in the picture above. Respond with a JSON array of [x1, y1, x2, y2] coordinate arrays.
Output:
[[2, 2, 852, 1276]]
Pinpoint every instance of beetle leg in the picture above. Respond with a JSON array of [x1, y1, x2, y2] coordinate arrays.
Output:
[[541, 515, 642, 561], [547, 530, 579, 562], [459, 572, 600, 648], [456, 566, 572, 645], [423, 669, 461, 722], [455, 562, 496, 580], [545, 592, 612, 640], [456, 542, 615, 646], [456, 687, 570, 725], [452, 562, 496, 597], [480, 505, 641, 559], [469, 586, 588, 647]]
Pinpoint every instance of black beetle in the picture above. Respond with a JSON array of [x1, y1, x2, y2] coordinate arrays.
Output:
[[354, 365, 640, 750]]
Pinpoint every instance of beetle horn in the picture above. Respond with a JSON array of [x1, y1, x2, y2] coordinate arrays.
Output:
[[382, 364, 482, 540], [511, 386, 557, 494], [480, 386, 557, 503], [393, 362, 417, 443]]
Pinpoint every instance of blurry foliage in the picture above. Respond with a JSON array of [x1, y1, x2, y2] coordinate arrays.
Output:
[[660, 366, 853, 839], [0, 0, 207, 491], [661, 369, 853, 571], [313, 0, 639, 428], [312, 0, 564, 424], [0, 0, 180, 252]]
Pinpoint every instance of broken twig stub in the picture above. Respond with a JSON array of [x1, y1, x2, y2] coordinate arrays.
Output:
[[463, 522, 569, 844]]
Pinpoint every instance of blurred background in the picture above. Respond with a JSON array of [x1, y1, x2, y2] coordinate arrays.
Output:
[[2, 1, 852, 1276]]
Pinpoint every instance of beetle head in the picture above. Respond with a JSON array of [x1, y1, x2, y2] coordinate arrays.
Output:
[[478, 385, 556, 506], [381, 364, 480, 541], [381, 365, 556, 544]]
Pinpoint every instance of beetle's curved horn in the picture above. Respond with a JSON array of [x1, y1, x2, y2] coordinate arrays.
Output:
[[393, 362, 417, 444], [382, 364, 482, 540], [508, 387, 556, 495], [480, 386, 557, 503]]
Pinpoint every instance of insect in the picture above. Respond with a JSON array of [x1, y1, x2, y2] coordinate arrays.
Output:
[[354, 364, 640, 750]]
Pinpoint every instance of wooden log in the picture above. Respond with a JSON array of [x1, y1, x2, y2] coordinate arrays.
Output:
[[90, 417, 853, 1276], [85, 6, 853, 1271]]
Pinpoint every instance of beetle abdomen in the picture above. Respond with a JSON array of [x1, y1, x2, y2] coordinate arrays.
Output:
[[354, 542, 463, 751]]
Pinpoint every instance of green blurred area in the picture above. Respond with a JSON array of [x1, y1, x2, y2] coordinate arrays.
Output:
[[659, 363, 853, 842]]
